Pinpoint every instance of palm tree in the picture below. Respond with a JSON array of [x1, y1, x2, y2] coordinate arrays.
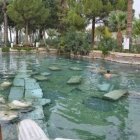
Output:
[[126, 0, 133, 38], [108, 10, 127, 48]]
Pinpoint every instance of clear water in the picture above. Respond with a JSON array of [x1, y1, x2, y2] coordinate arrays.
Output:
[[0, 53, 140, 140]]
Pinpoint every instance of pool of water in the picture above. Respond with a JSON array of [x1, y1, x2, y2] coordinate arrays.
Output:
[[0, 53, 140, 140]]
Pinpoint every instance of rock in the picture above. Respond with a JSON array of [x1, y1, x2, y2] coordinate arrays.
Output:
[[67, 76, 82, 84], [0, 111, 18, 123], [41, 72, 51, 76], [69, 67, 82, 71], [48, 66, 61, 71], [8, 100, 32, 110], [103, 89, 128, 101], [26, 98, 51, 106], [33, 75, 48, 81], [0, 81, 12, 89], [0, 96, 5, 104]]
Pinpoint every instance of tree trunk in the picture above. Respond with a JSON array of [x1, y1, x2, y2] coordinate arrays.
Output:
[[3, 0, 8, 46], [126, 0, 133, 48], [15, 28, 18, 45], [39, 29, 43, 40], [9, 27, 12, 43], [91, 17, 95, 47], [25, 23, 29, 45], [117, 30, 123, 48]]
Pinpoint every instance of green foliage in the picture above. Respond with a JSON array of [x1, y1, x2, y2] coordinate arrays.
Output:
[[130, 45, 140, 53], [7, 0, 49, 26], [46, 29, 60, 48], [82, 0, 103, 18], [116, 0, 127, 11], [65, 10, 85, 30], [108, 10, 127, 32], [95, 26, 112, 39], [7, 0, 49, 44], [61, 29, 91, 55], [2, 47, 10, 52], [98, 37, 117, 56], [133, 18, 140, 37]]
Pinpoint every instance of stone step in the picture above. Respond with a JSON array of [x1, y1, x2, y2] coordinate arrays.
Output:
[[25, 89, 43, 99], [9, 87, 24, 101], [13, 78, 24, 87]]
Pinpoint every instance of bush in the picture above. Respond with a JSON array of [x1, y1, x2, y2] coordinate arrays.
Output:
[[2, 47, 10, 52], [98, 37, 117, 56], [60, 29, 91, 55]]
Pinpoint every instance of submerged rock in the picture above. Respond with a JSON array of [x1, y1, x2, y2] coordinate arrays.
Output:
[[67, 76, 82, 84], [83, 97, 115, 112], [48, 66, 61, 71], [8, 100, 32, 110], [103, 89, 128, 101], [33, 75, 48, 81], [69, 67, 82, 71], [41, 72, 51, 76]]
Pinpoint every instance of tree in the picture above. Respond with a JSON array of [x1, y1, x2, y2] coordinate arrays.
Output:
[[64, 0, 85, 30], [133, 18, 140, 37], [108, 10, 127, 48], [7, 0, 49, 45], [126, 0, 133, 47], [82, 0, 103, 46], [3, 0, 8, 46]]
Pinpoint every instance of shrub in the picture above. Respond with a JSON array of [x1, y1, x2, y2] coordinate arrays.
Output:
[[2, 47, 10, 52], [61, 29, 91, 55], [98, 37, 117, 56]]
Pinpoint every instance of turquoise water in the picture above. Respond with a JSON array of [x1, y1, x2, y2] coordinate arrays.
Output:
[[0, 53, 140, 140]]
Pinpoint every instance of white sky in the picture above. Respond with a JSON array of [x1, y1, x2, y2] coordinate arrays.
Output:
[[133, 0, 140, 18]]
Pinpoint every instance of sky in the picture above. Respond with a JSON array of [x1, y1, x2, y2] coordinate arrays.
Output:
[[133, 0, 140, 18]]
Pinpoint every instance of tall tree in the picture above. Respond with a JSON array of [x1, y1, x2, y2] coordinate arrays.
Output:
[[3, 0, 8, 46], [108, 10, 127, 48], [7, 0, 49, 45], [126, 0, 133, 47], [82, 0, 103, 46]]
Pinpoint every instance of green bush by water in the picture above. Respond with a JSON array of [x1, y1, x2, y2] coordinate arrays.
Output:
[[2, 47, 10, 52]]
